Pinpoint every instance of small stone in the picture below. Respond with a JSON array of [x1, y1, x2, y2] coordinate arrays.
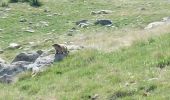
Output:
[[47, 14, 53, 17], [25, 29, 35, 33], [76, 20, 88, 25], [28, 42, 35, 45], [139, 7, 146, 11], [44, 9, 50, 13], [8, 43, 21, 49], [94, 19, 112, 26], [0, 49, 4, 54], [19, 18, 27, 22], [40, 21, 49, 27], [0, 29, 3, 32], [78, 23, 89, 28], [91, 10, 112, 15]]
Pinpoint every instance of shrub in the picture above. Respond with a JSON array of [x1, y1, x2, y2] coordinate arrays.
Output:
[[0, 1, 9, 7], [29, 0, 42, 7], [9, 0, 18, 3]]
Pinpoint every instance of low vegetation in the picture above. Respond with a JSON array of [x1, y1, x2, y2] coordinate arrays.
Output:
[[0, 32, 170, 100], [9, 0, 42, 7], [0, 0, 170, 99]]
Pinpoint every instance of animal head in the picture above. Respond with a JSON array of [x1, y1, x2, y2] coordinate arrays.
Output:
[[52, 44, 62, 50]]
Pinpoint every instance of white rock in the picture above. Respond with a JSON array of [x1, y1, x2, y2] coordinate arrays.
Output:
[[91, 10, 112, 15], [144, 22, 165, 29], [8, 43, 21, 49], [25, 29, 35, 33], [28, 42, 35, 45], [145, 16, 170, 29]]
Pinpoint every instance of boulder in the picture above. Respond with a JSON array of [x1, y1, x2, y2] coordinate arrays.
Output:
[[0, 61, 31, 76], [35, 54, 55, 66], [144, 16, 170, 29], [94, 19, 112, 26], [144, 22, 165, 29], [12, 50, 43, 63]]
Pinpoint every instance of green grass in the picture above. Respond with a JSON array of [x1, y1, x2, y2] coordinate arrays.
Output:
[[0, 0, 170, 48], [0, 33, 169, 100], [0, 0, 170, 99]]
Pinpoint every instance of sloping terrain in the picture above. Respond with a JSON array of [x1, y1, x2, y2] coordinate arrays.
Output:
[[0, 0, 170, 100]]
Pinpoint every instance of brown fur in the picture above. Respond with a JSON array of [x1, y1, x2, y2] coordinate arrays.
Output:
[[52, 44, 69, 55]]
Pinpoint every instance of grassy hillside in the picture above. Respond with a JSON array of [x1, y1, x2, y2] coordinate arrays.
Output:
[[0, 0, 170, 100], [0, 32, 170, 100]]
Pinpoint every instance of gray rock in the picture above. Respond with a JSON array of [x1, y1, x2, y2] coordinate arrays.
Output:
[[91, 10, 112, 15], [35, 54, 55, 66], [28, 42, 35, 45], [12, 51, 43, 63], [0, 74, 13, 84], [0, 61, 30, 76], [54, 53, 66, 62], [76, 20, 88, 25], [94, 19, 112, 26], [8, 43, 21, 49]]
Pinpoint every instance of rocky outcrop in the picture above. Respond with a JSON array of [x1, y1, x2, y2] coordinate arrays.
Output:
[[12, 50, 43, 63], [0, 46, 69, 83]]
